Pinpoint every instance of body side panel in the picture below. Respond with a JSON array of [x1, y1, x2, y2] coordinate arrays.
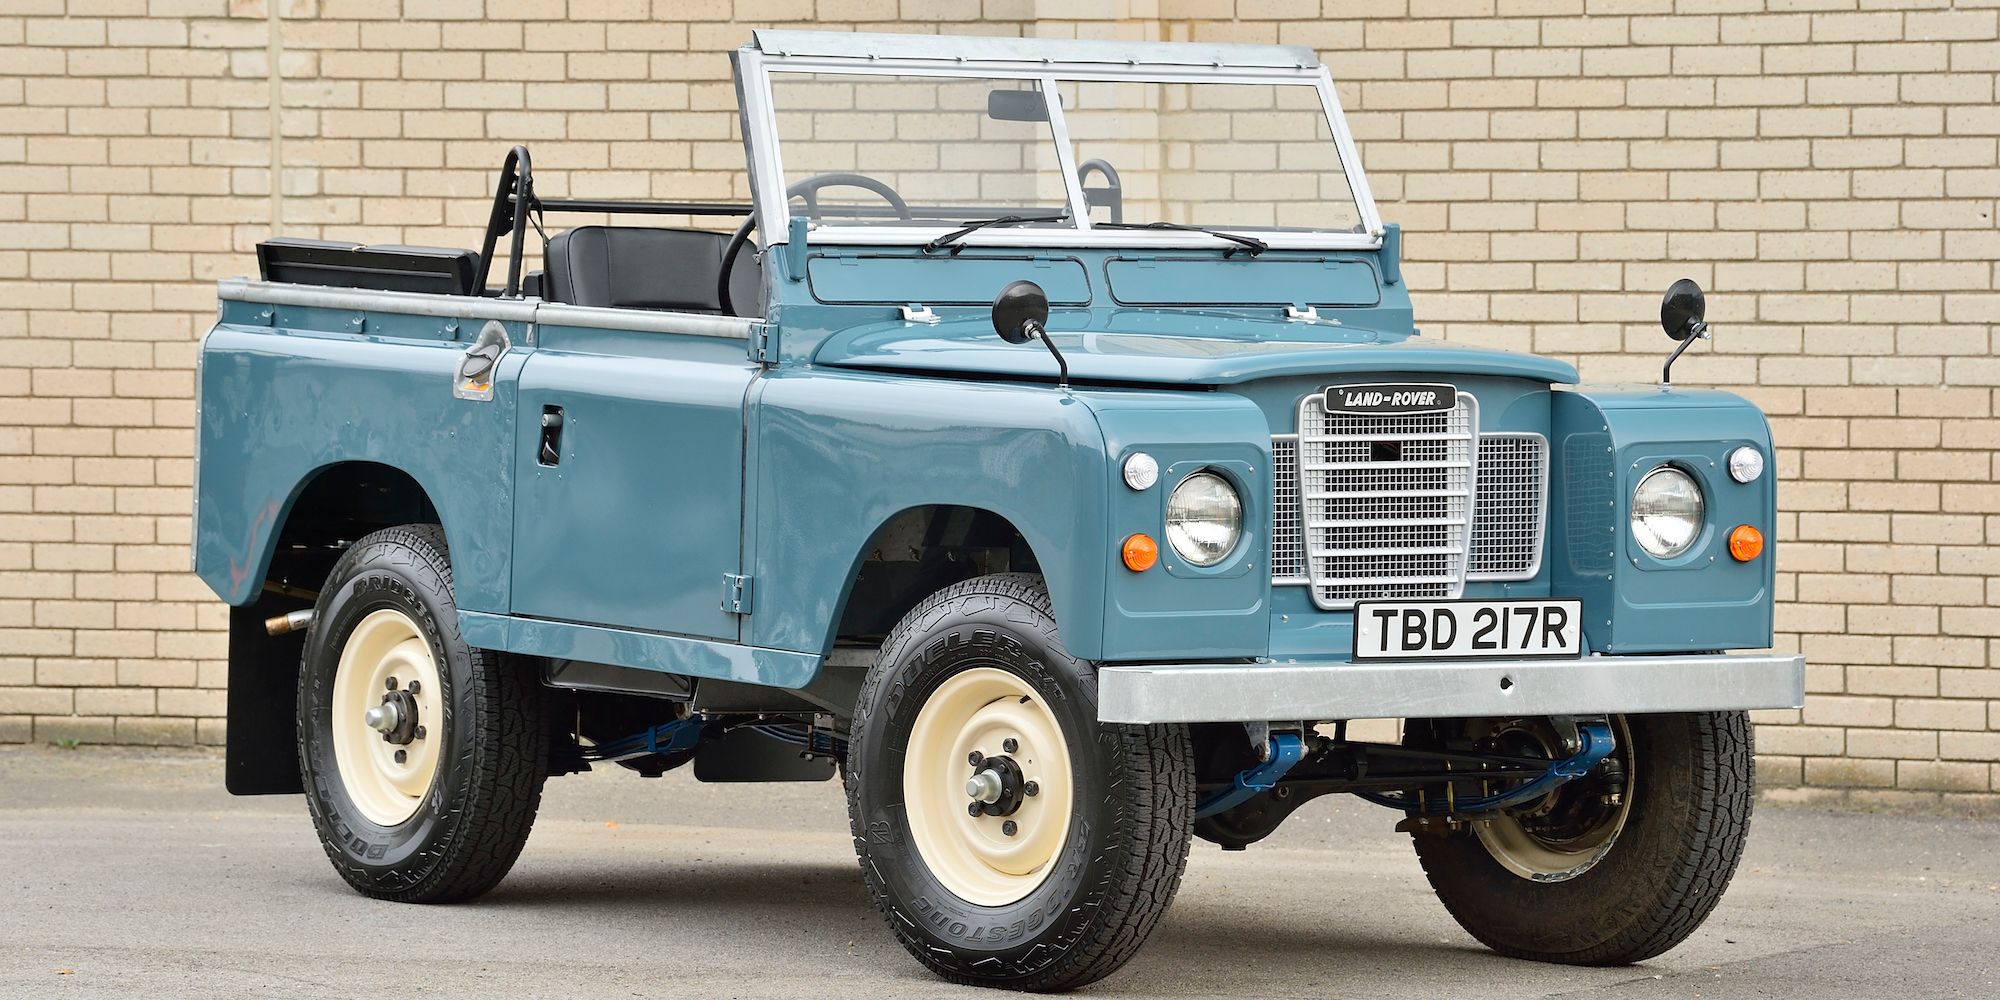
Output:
[[747, 368, 1111, 660], [509, 325, 756, 642], [194, 309, 526, 612]]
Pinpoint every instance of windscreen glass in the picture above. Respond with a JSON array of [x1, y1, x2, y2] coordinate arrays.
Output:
[[767, 72, 1076, 229], [1057, 80, 1364, 233]]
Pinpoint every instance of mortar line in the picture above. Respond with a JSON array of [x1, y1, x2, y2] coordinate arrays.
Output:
[[266, 1, 283, 234]]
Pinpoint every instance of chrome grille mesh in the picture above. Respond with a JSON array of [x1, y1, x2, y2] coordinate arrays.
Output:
[[1469, 433, 1547, 580], [1268, 392, 1548, 604], [1271, 435, 1305, 583], [1296, 393, 1475, 609]]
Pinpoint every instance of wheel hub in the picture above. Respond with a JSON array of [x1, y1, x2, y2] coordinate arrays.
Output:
[[366, 686, 422, 745], [965, 753, 1027, 818]]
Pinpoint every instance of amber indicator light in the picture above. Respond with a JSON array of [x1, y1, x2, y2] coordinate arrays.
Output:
[[1728, 524, 1764, 562], [1122, 533, 1159, 572]]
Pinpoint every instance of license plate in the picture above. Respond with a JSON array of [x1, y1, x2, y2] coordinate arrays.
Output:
[[1353, 599, 1583, 661]]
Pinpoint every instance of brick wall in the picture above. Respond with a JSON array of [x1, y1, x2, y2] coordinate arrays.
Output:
[[2, 1, 1996, 808]]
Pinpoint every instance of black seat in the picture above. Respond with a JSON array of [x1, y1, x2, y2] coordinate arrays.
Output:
[[542, 226, 760, 316]]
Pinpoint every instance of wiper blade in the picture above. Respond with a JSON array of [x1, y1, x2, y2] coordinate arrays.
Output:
[[1095, 221, 1268, 257], [922, 215, 1069, 255]]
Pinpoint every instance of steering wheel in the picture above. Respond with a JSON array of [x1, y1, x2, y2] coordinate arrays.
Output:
[[719, 172, 913, 317]]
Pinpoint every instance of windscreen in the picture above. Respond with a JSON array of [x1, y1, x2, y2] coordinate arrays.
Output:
[[1057, 80, 1365, 233], [766, 72, 1076, 229]]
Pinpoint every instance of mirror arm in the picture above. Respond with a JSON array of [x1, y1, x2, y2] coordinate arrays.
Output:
[[1025, 319, 1069, 390], [1660, 320, 1709, 387]]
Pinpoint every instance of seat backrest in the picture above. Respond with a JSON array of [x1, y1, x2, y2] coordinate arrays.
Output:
[[542, 226, 760, 315]]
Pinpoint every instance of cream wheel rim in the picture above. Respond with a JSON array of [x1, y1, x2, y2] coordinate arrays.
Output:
[[1474, 718, 1635, 883], [331, 608, 442, 827], [902, 667, 1074, 907]]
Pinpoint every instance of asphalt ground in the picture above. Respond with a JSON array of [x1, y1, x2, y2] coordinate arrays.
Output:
[[1, 745, 1996, 999]]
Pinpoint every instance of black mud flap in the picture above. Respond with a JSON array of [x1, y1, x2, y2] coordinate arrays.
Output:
[[225, 594, 309, 795], [693, 725, 837, 783]]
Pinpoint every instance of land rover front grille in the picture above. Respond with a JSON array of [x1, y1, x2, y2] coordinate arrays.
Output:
[[1269, 393, 1547, 607]]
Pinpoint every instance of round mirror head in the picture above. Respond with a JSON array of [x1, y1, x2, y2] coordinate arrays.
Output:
[[993, 279, 1050, 345], [1660, 278, 1706, 342]]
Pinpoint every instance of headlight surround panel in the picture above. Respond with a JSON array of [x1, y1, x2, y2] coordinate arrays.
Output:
[[1550, 387, 1776, 654]]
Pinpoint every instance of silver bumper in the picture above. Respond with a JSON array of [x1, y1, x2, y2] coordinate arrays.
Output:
[[1096, 653, 1805, 724]]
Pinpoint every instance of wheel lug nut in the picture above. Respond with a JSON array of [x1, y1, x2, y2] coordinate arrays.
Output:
[[1001, 820, 1017, 837], [406, 680, 420, 695], [394, 749, 407, 764], [1002, 738, 1018, 753], [1024, 780, 1039, 797], [968, 802, 982, 817], [413, 726, 426, 740], [385, 678, 397, 690], [967, 751, 983, 767]]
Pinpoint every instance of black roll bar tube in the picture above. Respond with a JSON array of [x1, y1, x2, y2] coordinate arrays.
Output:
[[473, 144, 533, 298], [473, 145, 756, 298]]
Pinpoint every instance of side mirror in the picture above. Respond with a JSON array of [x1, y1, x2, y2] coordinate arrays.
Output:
[[992, 280, 1068, 388], [1657, 279, 1712, 387], [992, 280, 1050, 345], [1660, 278, 1707, 342]]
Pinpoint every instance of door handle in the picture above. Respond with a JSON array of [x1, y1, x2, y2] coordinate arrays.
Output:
[[539, 406, 564, 466]]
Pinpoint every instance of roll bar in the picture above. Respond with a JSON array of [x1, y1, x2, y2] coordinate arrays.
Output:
[[474, 145, 754, 298]]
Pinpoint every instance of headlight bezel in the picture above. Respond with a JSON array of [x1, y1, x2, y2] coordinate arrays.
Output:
[[1630, 464, 1707, 561], [1164, 470, 1244, 568]]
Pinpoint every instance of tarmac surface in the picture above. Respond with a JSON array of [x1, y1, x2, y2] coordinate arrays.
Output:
[[2, 745, 1996, 999]]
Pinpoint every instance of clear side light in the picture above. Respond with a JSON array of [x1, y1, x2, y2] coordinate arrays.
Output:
[[1123, 452, 1159, 491], [1727, 446, 1764, 484]]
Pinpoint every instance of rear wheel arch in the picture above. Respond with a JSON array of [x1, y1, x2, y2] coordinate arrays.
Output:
[[224, 462, 449, 796]]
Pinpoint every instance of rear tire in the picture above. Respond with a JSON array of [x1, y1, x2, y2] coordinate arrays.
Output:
[[846, 574, 1194, 992], [298, 524, 548, 903], [1410, 711, 1754, 965]]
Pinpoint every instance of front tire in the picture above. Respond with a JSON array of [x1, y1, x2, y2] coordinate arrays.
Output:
[[298, 524, 548, 903], [1410, 711, 1754, 965], [846, 574, 1194, 992]]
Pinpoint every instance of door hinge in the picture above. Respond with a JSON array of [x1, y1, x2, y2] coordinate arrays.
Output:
[[750, 322, 774, 364], [722, 574, 754, 615]]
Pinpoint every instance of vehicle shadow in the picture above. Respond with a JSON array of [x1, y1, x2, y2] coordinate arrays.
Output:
[[467, 856, 1508, 997]]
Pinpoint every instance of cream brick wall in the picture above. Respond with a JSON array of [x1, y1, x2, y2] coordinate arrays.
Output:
[[2, 1, 1997, 806]]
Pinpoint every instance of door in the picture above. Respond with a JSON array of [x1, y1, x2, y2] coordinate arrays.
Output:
[[509, 323, 756, 642]]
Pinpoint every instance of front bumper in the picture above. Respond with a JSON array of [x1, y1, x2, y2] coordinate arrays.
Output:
[[1096, 652, 1804, 724]]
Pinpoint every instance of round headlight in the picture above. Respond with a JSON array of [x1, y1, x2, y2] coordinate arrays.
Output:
[[1165, 472, 1242, 567], [1122, 452, 1159, 491], [1727, 446, 1764, 484], [1631, 466, 1705, 559]]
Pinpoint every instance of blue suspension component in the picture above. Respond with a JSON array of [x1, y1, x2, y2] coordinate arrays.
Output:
[[1361, 720, 1617, 816], [1195, 731, 1306, 819], [585, 715, 708, 762]]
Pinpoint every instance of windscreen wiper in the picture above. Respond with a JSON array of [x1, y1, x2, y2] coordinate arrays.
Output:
[[922, 215, 1070, 255], [1095, 221, 1268, 257]]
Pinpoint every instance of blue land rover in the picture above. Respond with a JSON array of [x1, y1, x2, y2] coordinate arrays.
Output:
[[195, 31, 1803, 992]]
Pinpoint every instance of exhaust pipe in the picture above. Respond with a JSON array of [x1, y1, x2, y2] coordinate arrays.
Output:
[[265, 609, 315, 636]]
